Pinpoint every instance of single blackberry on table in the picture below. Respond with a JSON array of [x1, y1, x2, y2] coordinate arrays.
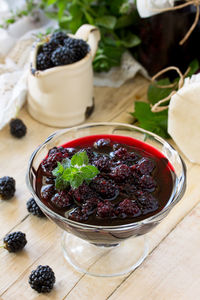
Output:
[[0, 176, 15, 200], [3, 231, 27, 252], [51, 46, 75, 66], [37, 52, 53, 71], [26, 198, 45, 217], [50, 31, 68, 45], [29, 265, 55, 293], [10, 118, 27, 138], [64, 37, 89, 61]]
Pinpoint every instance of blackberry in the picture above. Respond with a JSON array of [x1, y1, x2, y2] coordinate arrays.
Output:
[[115, 199, 141, 218], [51, 46, 75, 66], [68, 207, 88, 222], [73, 183, 95, 204], [136, 157, 155, 175], [90, 176, 118, 199], [93, 138, 111, 150], [40, 184, 55, 202], [26, 198, 45, 217], [29, 265, 55, 293], [42, 41, 57, 55], [36, 52, 53, 71], [136, 191, 159, 215], [96, 200, 115, 218], [3, 231, 27, 252], [0, 176, 15, 200], [137, 175, 157, 192], [50, 31, 68, 45], [110, 164, 131, 182], [51, 191, 72, 209], [10, 118, 27, 138], [64, 37, 89, 61], [93, 156, 112, 172]]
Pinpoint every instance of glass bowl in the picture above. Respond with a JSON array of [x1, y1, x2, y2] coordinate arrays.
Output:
[[26, 122, 186, 277]]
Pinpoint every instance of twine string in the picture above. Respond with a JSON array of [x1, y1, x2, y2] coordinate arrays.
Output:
[[151, 66, 191, 112], [152, 0, 200, 45]]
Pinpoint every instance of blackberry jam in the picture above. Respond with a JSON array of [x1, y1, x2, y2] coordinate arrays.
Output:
[[36, 135, 175, 226]]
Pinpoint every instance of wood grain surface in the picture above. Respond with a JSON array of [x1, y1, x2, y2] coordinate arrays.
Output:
[[0, 75, 200, 300]]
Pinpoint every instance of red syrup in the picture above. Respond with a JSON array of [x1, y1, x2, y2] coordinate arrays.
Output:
[[36, 134, 175, 226]]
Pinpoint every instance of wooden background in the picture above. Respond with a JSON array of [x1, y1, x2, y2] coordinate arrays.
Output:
[[0, 75, 200, 300]]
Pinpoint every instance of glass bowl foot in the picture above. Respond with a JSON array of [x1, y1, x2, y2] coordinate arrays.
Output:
[[61, 232, 149, 277]]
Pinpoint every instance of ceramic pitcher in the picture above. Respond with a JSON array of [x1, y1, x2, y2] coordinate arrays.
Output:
[[27, 25, 100, 127]]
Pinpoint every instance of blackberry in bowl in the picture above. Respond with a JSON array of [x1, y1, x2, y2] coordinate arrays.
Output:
[[26, 123, 186, 277]]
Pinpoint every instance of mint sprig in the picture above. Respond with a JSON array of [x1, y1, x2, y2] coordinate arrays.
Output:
[[52, 151, 99, 190]]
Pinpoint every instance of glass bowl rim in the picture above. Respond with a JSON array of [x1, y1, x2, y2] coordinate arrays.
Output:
[[26, 122, 186, 230]]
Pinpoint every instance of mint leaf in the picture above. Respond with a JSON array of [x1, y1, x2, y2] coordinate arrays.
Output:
[[52, 162, 64, 177], [71, 151, 89, 166], [55, 174, 69, 190], [80, 165, 100, 180], [132, 102, 170, 139], [70, 173, 84, 189], [52, 151, 99, 190]]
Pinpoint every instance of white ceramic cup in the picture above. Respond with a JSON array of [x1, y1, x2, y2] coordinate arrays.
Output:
[[27, 25, 100, 127]]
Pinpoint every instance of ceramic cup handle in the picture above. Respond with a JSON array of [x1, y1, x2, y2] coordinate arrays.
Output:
[[75, 24, 100, 60]]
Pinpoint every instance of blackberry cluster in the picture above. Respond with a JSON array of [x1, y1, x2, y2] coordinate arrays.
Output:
[[36, 31, 89, 71], [0, 176, 16, 200], [29, 265, 55, 293], [26, 198, 45, 217], [3, 231, 27, 252], [10, 118, 27, 138]]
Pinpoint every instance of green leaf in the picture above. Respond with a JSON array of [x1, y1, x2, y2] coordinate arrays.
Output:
[[115, 15, 136, 29], [148, 78, 173, 105], [55, 174, 69, 190], [47, 0, 57, 5], [71, 151, 89, 166], [132, 102, 170, 139], [52, 162, 64, 176], [80, 165, 100, 180], [70, 173, 84, 189], [52, 151, 99, 190], [95, 16, 117, 29], [62, 158, 71, 169], [118, 33, 141, 48], [187, 59, 199, 77]]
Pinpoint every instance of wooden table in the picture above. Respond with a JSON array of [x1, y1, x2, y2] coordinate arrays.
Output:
[[0, 75, 200, 300]]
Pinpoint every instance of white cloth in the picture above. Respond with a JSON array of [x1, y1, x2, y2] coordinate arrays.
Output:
[[168, 73, 200, 164], [137, 0, 174, 18], [94, 51, 148, 87]]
